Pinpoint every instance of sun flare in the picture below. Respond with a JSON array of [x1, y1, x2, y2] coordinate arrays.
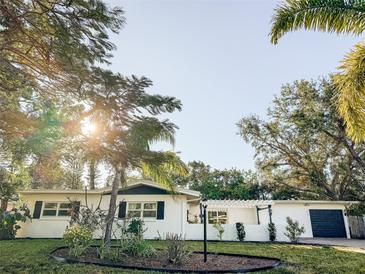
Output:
[[81, 119, 97, 135]]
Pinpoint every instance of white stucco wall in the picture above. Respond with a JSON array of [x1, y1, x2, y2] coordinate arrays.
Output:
[[187, 204, 257, 224], [259, 202, 350, 240], [17, 192, 188, 239], [185, 224, 269, 241], [17, 193, 351, 242], [186, 201, 351, 241]]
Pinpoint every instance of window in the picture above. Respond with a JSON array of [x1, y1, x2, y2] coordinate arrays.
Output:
[[208, 210, 227, 224], [127, 202, 157, 219], [42, 202, 72, 217]]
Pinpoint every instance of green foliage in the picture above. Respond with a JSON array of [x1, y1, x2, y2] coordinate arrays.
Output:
[[97, 243, 121, 262], [347, 203, 365, 216], [63, 226, 93, 257], [213, 222, 225, 241], [126, 218, 146, 240], [270, 0, 365, 142], [236, 222, 246, 242], [268, 222, 277, 242], [284, 217, 305, 243], [238, 79, 365, 201], [174, 161, 271, 200], [165, 233, 191, 265], [0, 0, 124, 145], [119, 235, 156, 257], [333, 42, 365, 142], [0, 166, 30, 206], [0, 204, 31, 240], [270, 0, 365, 45]]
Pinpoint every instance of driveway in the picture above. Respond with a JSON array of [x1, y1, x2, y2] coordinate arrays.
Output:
[[299, 238, 365, 249]]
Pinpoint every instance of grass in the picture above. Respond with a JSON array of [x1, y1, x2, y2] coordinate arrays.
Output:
[[0, 239, 364, 273]]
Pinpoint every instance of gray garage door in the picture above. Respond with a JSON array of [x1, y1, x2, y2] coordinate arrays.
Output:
[[309, 209, 346, 238]]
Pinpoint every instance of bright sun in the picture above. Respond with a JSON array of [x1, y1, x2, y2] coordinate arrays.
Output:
[[81, 119, 97, 136]]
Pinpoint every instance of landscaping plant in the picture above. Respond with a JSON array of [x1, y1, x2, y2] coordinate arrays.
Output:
[[0, 205, 31, 240], [235, 222, 245, 242], [126, 218, 146, 240], [284, 217, 305, 243], [63, 226, 93, 257], [119, 234, 156, 257], [165, 233, 191, 265], [213, 222, 225, 241], [97, 242, 121, 262], [268, 222, 276, 242]]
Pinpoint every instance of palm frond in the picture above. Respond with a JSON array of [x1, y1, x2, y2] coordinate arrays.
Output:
[[270, 0, 365, 44], [140, 151, 188, 191], [333, 42, 365, 142], [128, 117, 177, 150]]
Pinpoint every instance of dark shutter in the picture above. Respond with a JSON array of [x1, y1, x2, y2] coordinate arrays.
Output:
[[157, 201, 165, 220], [118, 201, 127, 219], [73, 201, 81, 214], [33, 201, 43, 219]]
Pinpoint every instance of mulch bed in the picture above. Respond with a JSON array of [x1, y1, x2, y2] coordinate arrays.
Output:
[[51, 246, 280, 273]]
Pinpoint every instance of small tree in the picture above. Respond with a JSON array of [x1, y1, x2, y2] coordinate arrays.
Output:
[[236, 222, 245, 242], [268, 222, 277, 242], [213, 222, 225, 241], [284, 217, 305, 243], [126, 218, 146, 240]]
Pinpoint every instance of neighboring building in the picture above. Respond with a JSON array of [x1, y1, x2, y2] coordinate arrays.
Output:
[[16, 180, 355, 241]]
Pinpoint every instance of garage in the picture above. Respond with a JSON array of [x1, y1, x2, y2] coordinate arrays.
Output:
[[309, 209, 346, 238]]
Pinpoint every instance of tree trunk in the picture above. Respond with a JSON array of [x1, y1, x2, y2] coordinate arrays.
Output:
[[89, 159, 96, 190], [103, 166, 125, 248], [1, 198, 8, 211]]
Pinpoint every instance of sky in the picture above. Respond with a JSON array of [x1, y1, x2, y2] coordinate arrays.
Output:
[[105, 0, 359, 171]]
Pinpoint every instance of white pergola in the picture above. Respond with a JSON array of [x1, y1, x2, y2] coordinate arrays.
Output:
[[201, 199, 273, 209]]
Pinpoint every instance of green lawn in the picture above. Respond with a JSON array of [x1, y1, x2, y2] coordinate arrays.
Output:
[[0, 239, 364, 274]]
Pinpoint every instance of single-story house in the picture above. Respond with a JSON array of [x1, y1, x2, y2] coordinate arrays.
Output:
[[16, 180, 356, 241]]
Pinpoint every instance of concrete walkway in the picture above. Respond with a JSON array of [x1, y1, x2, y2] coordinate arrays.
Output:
[[299, 238, 365, 249]]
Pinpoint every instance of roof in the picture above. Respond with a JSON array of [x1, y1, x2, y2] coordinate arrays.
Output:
[[18, 180, 201, 199], [201, 199, 357, 208]]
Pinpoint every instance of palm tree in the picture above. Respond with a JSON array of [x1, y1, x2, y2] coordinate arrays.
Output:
[[78, 68, 187, 248], [270, 0, 365, 142]]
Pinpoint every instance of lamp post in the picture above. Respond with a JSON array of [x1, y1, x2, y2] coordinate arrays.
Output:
[[203, 204, 208, 262]]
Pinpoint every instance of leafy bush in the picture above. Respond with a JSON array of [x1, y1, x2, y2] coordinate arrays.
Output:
[[97, 243, 121, 262], [63, 226, 93, 257], [0, 204, 31, 240], [126, 218, 146, 239], [347, 203, 365, 216], [213, 222, 225, 240], [268, 222, 276, 242], [166, 233, 191, 265], [284, 217, 305, 243], [235, 222, 245, 242], [119, 235, 156, 257]]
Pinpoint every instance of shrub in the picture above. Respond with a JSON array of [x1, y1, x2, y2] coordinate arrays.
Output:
[[63, 226, 93, 257], [213, 222, 225, 241], [166, 233, 191, 265], [284, 217, 305, 243], [119, 235, 156, 257], [97, 243, 121, 262], [268, 222, 277, 242], [0, 204, 31, 240], [235, 222, 245, 242], [126, 218, 146, 240]]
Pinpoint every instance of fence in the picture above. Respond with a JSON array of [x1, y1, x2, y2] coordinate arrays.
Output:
[[185, 224, 271, 241], [348, 216, 365, 239]]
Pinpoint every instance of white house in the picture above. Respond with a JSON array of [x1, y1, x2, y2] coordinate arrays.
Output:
[[16, 180, 355, 241]]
